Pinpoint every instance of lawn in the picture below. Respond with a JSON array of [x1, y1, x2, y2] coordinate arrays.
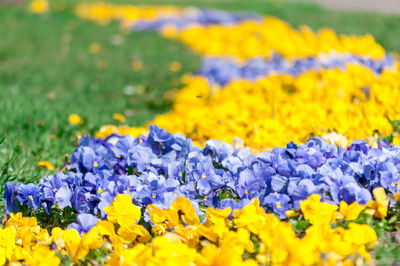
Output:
[[1, 0, 400, 263]]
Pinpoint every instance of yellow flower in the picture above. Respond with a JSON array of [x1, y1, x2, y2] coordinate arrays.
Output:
[[146, 204, 171, 225], [285, 209, 301, 218], [51, 227, 65, 248], [113, 113, 126, 123], [151, 235, 199, 265], [131, 59, 143, 71], [117, 224, 151, 243], [392, 135, 400, 145], [169, 61, 181, 72], [160, 25, 178, 38], [89, 42, 102, 54], [95, 124, 146, 139], [37, 161, 54, 171], [233, 198, 275, 235], [97, 60, 108, 70], [0, 227, 16, 264], [337, 201, 367, 221], [23, 245, 60, 266], [300, 194, 338, 225], [169, 196, 200, 226], [372, 187, 389, 219], [30, 0, 49, 14], [68, 114, 83, 125], [395, 189, 400, 201], [104, 193, 141, 227], [6, 212, 37, 228], [61, 229, 88, 263]]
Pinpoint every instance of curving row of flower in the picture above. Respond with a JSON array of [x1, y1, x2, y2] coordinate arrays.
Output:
[[6, 125, 398, 219], [100, 64, 400, 149], [77, 3, 400, 149]]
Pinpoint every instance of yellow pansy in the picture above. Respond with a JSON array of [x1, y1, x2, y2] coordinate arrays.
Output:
[[68, 113, 83, 125], [337, 201, 368, 221], [30, 0, 49, 14], [113, 113, 126, 123], [37, 161, 54, 171], [104, 193, 142, 227], [372, 187, 389, 219], [300, 194, 338, 225]]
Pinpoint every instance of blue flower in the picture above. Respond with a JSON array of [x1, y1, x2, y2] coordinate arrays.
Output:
[[204, 139, 234, 164], [271, 150, 295, 176], [263, 192, 291, 218], [127, 145, 157, 172], [39, 173, 69, 204], [379, 161, 400, 193], [114, 135, 137, 158], [236, 169, 262, 198], [340, 183, 372, 204], [148, 125, 175, 155], [17, 183, 41, 211], [167, 161, 185, 181], [71, 187, 90, 214], [4, 182, 18, 215], [191, 159, 224, 195], [67, 214, 99, 235], [270, 175, 287, 193], [249, 153, 275, 180], [55, 186, 73, 209], [69, 136, 115, 173], [290, 179, 317, 209]]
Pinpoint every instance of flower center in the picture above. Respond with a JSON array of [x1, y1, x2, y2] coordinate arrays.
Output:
[[28, 195, 33, 200], [245, 190, 248, 194], [152, 194, 156, 199], [93, 162, 99, 167], [201, 173, 206, 179], [276, 202, 281, 208]]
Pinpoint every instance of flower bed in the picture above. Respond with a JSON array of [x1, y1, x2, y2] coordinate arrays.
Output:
[[7, 1, 400, 265]]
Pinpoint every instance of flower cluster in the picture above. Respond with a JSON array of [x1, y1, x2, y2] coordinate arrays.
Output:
[[0, 213, 61, 265], [0, 194, 380, 265], [149, 63, 400, 148], [75, 3, 400, 148], [175, 18, 385, 60], [100, 65, 400, 149], [75, 3, 386, 60], [5, 125, 399, 222], [75, 2, 259, 29], [198, 53, 395, 85]]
